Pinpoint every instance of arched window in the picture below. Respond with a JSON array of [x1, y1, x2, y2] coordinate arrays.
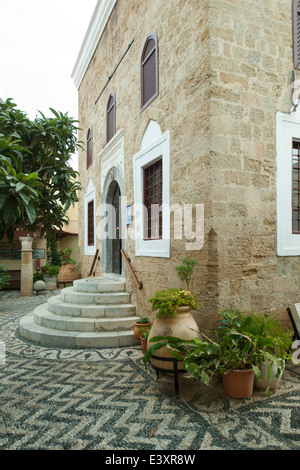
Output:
[[106, 91, 116, 143], [86, 127, 93, 168], [140, 33, 159, 112]]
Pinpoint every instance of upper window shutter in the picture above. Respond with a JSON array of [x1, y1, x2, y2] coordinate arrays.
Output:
[[106, 91, 116, 143], [86, 127, 93, 169], [87, 200, 94, 246], [293, 0, 300, 70], [140, 33, 159, 112]]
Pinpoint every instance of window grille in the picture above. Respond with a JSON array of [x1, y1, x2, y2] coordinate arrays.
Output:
[[292, 140, 300, 233], [143, 158, 162, 239], [87, 200, 94, 245]]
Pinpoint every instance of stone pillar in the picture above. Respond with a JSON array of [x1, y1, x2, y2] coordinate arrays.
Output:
[[19, 236, 33, 296]]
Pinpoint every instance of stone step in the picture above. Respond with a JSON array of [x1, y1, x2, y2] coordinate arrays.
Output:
[[60, 286, 131, 305], [20, 313, 138, 348], [73, 277, 125, 293], [33, 304, 138, 333], [47, 295, 137, 318]]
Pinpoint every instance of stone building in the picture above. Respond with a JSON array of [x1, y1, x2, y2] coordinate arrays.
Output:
[[71, 0, 300, 332]]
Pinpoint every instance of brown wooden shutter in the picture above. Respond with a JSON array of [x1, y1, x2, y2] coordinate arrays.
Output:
[[106, 92, 116, 143], [293, 0, 300, 70], [142, 39, 156, 104], [140, 33, 159, 111], [86, 128, 93, 169], [87, 200, 94, 246]]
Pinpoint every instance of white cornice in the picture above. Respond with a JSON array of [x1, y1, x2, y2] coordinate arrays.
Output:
[[71, 0, 117, 89]]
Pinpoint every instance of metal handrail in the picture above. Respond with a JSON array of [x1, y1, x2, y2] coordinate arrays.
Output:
[[120, 249, 143, 289], [89, 249, 99, 277]]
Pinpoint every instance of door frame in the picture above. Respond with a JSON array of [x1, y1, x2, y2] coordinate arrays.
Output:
[[101, 166, 125, 280], [111, 182, 122, 274]]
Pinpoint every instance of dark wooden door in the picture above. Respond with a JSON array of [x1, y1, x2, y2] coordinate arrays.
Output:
[[112, 184, 121, 274]]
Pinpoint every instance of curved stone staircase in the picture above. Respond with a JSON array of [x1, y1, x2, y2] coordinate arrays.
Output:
[[19, 277, 140, 348]]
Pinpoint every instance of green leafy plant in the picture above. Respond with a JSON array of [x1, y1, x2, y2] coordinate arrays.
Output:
[[143, 312, 288, 397], [136, 316, 151, 324], [47, 237, 61, 266], [217, 310, 293, 361], [149, 288, 199, 318], [0, 265, 11, 298], [60, 247, 76, 265], [33, 272, 44, 283], [138, 324, 152, 339], [175, 258, 197, 290], [41, 265, 60, 276], [0, 98, 82, 242]]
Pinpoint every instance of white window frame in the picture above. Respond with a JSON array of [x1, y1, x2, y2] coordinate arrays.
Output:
[[84, 178, 96, 255], [133, 121, 170, 257], [276, 107, 300, 255]]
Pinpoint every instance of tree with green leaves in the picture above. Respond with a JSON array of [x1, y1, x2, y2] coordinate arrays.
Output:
[[0, 98, 81, 242], [175, 257, 198, 290]]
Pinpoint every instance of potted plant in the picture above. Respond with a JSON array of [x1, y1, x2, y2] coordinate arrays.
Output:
[[138, 324, 152, 353], [134, 316, 152, 342], [57, 248, 79, 287], [144, 311, 286, 398], [146, 288, 200, 372], [216, 309, 293, 391], [41, 265, 60, 290]]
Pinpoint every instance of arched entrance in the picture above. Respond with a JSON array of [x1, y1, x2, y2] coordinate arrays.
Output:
[[111, 182, 122, 274], [102, 174, 124, 277]]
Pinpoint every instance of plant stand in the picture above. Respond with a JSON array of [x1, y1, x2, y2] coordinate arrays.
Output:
[[147, 354, 186, 396]]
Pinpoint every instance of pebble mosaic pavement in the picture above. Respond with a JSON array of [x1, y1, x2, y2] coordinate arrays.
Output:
[[0, 289, 300, 450]]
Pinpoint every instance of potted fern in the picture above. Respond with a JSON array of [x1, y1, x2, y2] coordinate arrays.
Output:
[[217, 310, 292, 391], [134, 316, 152, 343]]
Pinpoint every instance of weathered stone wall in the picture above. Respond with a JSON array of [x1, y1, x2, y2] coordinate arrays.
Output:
[[77, 0, 298, 332], [208, 0, 297, 330], [77, 0, 212, 326]]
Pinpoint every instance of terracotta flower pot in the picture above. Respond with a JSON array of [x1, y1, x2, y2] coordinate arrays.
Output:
[[134, 321, 152, 343], [147, 306, 200, 372], [222, 369, 255, 398], [141, 337, 148, 354], [57, 263, 79, 287]]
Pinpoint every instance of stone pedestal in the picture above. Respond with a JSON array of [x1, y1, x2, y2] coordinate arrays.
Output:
[[19, 236, 34, 297]]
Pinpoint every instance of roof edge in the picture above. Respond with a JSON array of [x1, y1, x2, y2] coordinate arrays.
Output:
[[71, 0, 117, 89]]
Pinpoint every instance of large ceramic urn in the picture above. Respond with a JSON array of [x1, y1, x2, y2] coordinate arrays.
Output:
[[57, 263, 79, 287], [147, 306, 200, 372]]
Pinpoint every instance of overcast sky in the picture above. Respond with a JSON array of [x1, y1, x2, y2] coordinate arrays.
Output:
[[0, 0, 97, 122]]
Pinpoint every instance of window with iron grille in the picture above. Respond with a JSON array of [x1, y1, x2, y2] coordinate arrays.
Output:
[[140, 33, 159, 112], [292, 140, 300, 233], [86, 127, 93, 169], [87, 200, 94, 246], [106, 91, 116, 143], [143, 158, 162, 239]]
